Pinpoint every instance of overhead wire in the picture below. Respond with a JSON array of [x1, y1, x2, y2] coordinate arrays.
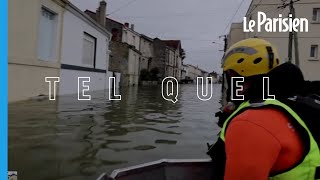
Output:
[[112, 11, 220, 19], [246, 0, 263, 17], [143, 33, 220, 42], [256, 36, 320, 39], [222, 0, 246, 34], [248, 1, 320, 6], [105, 0, 221, 63], [107, 0, 139, 16]]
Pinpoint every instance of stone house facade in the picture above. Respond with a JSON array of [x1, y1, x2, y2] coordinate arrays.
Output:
[[151, 39, 183, 81], [139, 34, 154, 71], [151, 38, 167, 80], [163, 40, 182, 81]]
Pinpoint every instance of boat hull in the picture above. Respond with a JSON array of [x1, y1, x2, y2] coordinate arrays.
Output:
[[97, 159, 215, 180]]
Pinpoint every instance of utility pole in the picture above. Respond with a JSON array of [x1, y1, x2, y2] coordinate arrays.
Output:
[[278, 0, 300, 67], [219, 35, 228, 93], [219, 35, 228, 53], [288, 1, 293, 64], [292, 5, 300, 67]]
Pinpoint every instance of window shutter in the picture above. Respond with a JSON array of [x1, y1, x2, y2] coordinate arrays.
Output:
[[310, 45, 318, 59], [82, 33, 96, 67], [37, 7, 57, 61], [313, 8, 320, 22]]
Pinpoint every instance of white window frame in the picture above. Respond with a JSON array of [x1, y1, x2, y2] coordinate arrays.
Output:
[[310, 45, 318, 60], [37, 6, 58, 62], [312, 8, 320, 23], [132, 35, 136, 48], [123, 31, 128, 43], [81, 32, 96, 68]]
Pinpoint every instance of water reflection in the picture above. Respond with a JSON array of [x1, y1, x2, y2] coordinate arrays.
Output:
[[155, 139, 177, 145], [9, 84, 221, 180]]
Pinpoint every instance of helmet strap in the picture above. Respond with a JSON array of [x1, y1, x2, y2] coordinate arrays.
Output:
[[266, 46, 274, 69]]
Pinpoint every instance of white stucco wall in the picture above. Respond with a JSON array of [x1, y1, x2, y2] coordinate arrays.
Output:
[[186, 65, 204, 80], [139, 37, 153, 70], [122, 28, 140, 51], [60, 7, 112, 95], [181, 71, 186, 80], [186, 65, 195, 80], [140, 38, 153, 58], [181, 65, 187, 80], [127, 49, 140, 86], [61, 10, 109, 69], [175, 54, 182, 80], [59, 69, 113, 95]]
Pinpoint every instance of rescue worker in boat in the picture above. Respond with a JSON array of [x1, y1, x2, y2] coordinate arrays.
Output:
[[208, 38, 320, 180]]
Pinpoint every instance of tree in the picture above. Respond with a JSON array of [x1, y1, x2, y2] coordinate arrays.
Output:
[[150, 67, 160, 81], [180, 48, 186, 61], [140, 69, 151, 81]]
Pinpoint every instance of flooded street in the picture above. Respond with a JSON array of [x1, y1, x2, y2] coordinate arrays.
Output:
[[9, 84, 222, 180]]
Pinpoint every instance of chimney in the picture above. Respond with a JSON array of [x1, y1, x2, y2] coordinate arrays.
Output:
[[124, 22, 129, 28], [96, 7, 100, 22], [99, 1, 106, 27], [130, 24, 134, 31]]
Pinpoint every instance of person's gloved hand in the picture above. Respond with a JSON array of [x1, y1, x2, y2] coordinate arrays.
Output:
[[223, 102, 236, 113]]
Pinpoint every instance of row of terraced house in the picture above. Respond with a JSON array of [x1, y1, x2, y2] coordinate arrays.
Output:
[[9, 0, 186, 102]]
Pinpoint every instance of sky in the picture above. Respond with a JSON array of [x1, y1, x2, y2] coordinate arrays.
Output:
[[70, 0, 252, 74]]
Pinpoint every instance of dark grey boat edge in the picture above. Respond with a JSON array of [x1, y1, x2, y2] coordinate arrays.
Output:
[[97, 159, 215, 180]]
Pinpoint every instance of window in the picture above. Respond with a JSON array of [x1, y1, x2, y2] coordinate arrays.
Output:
[[176, 56, 178, 66], [123, 31, 127, 42], [133, 54, 137, 74], [310, 45, 318, 59], [147, 58, 151, 69], [111, 28, 119, 41], [312, 8, 320, 22], [132, 35, 136, 47], [82, 32, 96, 67], [166, 49, 169, 63], [37, 7, 57, 61]]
